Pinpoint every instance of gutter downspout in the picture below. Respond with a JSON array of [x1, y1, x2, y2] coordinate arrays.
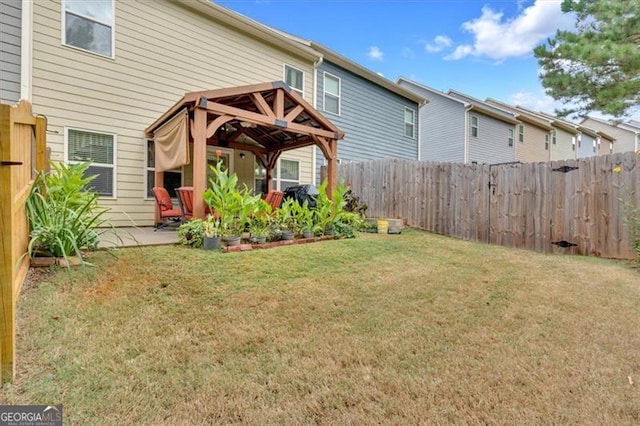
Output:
[[464, 105, 472, 163], [312, 55, 324, 185], [20, 0, 33, 101]]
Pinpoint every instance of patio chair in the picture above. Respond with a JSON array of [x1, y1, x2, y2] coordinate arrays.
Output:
[[176, 186, 194, 221], [263, 190, 284, 211], [152, 187, 183, 230], [176, 186, 216, 220]]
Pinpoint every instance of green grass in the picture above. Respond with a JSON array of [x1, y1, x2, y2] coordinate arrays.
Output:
[[2, 229, 640, 424]]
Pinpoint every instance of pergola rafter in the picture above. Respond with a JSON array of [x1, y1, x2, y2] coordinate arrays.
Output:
[[146, 81, 344, 220]]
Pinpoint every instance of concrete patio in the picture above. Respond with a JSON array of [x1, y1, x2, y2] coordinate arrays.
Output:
[[99, 227, 178, 248]]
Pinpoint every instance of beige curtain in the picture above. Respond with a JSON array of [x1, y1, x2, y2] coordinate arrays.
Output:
[[154, 108, 189, 172]]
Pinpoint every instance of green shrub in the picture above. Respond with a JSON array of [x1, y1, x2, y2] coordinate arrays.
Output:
[[26, 162, 111, 264], [177, 219, 205, 248]]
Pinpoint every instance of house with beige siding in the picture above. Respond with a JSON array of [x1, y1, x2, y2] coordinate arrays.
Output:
[[28, 0, 327, 226], [581, 116, 640, 154], [486, 99, 553, 163], [514, 108, 578, 161]]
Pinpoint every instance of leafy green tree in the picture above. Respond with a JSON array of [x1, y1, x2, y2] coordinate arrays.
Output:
[[534, 0, 640, 118]]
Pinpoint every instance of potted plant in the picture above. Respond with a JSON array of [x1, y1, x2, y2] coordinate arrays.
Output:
[[294, 199, 314, 238], [202, 215, 221, 250], [203, 161, 259, 247], [276, 198, 299, 240], [250, 200, 272, 244]]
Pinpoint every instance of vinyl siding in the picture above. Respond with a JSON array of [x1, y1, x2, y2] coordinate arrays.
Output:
[[582, 118, 637, 154], [467, 112, 515, 164], [515, 123, 550, 163], [577, 133, 596, 158], [549, 127, 576, 160], [0, 0, 21, 103], [397, 82, 465, 162], [314, 61, 419, 181], [32, 0, 315, 226]]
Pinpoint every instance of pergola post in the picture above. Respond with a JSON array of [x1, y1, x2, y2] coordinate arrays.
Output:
[[192, 107, 208, 219], [326, 138, 338, 198]]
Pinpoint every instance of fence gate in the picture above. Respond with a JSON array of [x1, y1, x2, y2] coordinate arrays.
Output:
[[0, 100, 46, 384], [489, 161, 552, 252], [548, 159, 581, 256]]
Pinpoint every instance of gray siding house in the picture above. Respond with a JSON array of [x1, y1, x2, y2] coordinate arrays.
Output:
[[397, 78, 519, 164], [308, 43, 424, 181], [0, 0, 22, 103]]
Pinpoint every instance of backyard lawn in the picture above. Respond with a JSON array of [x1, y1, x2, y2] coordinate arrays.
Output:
[[2, 229, 639, 424]]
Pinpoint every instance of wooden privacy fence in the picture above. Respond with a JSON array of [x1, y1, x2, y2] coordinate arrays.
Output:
[[0, 101, 46, 384], [337, 152, 640, 259]]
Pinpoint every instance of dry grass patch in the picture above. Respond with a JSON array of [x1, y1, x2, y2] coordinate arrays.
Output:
[[2, 229, 639, 424]]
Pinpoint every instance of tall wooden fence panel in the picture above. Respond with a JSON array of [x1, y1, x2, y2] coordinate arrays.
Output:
[[0, 101, 46, 383], [337, 152, 639, 260]]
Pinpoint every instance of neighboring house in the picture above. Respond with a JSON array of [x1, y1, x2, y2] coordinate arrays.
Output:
[[522, 109, 579, 161], [268, 32, 425, 182], [0, 0, 30, 104], [28, 0, 325, 226], [310, 44, 424, 180], [486, 99, 553, 163], [581, 116, 640, 154], [397, 78, 518, 164], [575, 126, 612, 159]]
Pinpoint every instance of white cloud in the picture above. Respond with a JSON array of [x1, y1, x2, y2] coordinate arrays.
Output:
[[447, 0, 575, 61], [510, 90, 640, 121], [425, 35, 452, 53], [367, 46, 384, 61]]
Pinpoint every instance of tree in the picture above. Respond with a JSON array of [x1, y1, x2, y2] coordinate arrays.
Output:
[[534, 0, 640, 118]]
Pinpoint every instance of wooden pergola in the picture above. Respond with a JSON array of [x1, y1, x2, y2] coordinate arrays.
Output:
[[145, 81, 344, 219]]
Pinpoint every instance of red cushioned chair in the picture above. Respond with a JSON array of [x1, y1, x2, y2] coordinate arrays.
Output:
[[263, 190, 284, 211], [152, 187, 183, 230], [176, 186, 194, 222]]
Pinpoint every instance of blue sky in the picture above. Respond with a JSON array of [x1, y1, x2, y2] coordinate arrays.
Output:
[[217, 0, 577, 116]]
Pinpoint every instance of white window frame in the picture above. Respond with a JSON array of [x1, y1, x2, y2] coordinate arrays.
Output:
[[323, 72, 341, 116], [64, 127, 117, 199], [276, 158, 300, 190], [471, 116, 479, 138], [144, 140, 184, 200], [61, 0, 115, 59], [404, 107, 417, 139], [508, 128, 514, 147], [551, 130, 557, 145], [283, 64, 304, 97], [518, 124, 524, 143], [609, 142, 613, 154]]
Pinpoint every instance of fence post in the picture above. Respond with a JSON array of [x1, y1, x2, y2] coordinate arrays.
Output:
[[0, 101, 45, 384]]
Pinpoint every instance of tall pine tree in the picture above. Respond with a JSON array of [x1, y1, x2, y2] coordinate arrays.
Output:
[[534, 0, 640, 118]]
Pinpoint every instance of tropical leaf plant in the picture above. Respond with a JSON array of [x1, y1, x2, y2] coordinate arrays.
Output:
[[26, 162, 113, 265]]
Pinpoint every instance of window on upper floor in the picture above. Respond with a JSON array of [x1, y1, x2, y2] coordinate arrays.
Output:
[[471, 116, 479, 138], [145, 140, 183, 199], [518, 124, 524, 142], [551, 130, 557, 145], [609, 142, 613, 154], [508, 128, 514, 147], [323, 73, 341, 115], [404, 107, 416, 139], [63, 0, 114, 58], [66, 128, 116, 197], [284, 65, 304, 96], [545, 134, 549, 150]]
